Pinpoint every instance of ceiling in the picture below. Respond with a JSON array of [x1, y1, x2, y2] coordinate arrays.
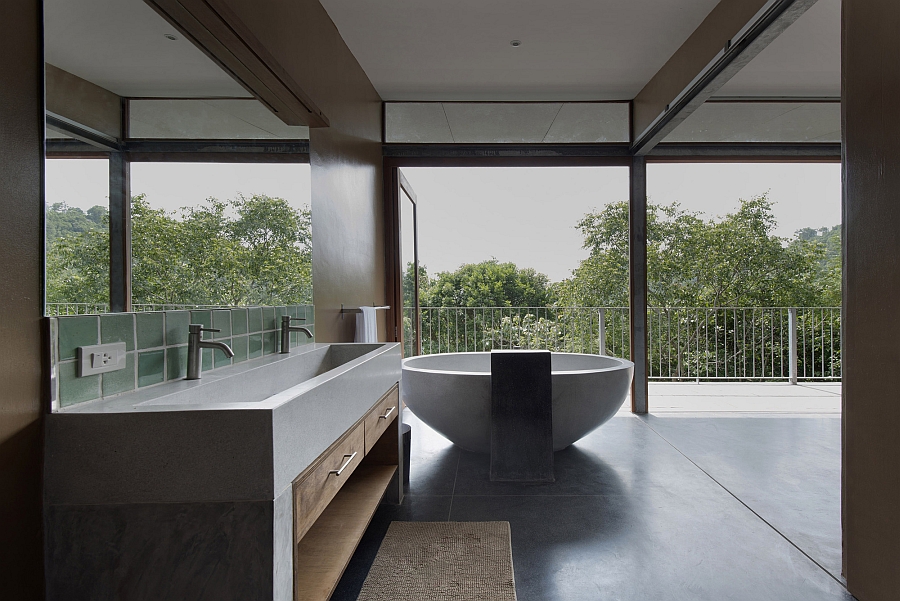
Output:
[[716, 0, 840, 98], [43, 0, 840, 104], [321, 0, 840, 102], [43, 0, 249, 97], [320, 0, 722, 101]]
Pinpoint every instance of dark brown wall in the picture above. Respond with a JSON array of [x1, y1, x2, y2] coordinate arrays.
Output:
[[0, 1, 46, 599], [842, 1, 900, 600], [222, 0, 385, 342]]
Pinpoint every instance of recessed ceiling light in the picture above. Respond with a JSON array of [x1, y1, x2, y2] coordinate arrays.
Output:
[[510, 40, 521, 47], [164, 33, 179, 41]]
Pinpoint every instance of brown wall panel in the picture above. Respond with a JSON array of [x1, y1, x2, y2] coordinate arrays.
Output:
[[842, 1, 900, 599], [219, 0, 384, 342], [0, 1, 46, 598]]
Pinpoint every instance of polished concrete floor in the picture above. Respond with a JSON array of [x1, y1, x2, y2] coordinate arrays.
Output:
[[333, 388, 850, 600]]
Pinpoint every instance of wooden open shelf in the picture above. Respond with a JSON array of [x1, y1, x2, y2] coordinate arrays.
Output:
[[293, 463, 397, 601]]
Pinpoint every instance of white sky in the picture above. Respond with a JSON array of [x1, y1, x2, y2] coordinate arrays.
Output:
[[45, 160, 841, 283], [45, 160, 312, 213]]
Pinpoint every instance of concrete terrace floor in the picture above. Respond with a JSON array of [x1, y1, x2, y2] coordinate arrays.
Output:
[[333, 383, 849, 601]]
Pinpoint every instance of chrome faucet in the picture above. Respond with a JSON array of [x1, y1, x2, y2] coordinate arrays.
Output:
[[281, 315, 313, 353], [186, 324, 234, 380]]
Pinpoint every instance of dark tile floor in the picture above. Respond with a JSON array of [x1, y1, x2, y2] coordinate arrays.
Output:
[[332, 409, 852, 601]]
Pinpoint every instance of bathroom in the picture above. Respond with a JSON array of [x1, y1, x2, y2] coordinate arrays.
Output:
[[2, 1, 899, 601]]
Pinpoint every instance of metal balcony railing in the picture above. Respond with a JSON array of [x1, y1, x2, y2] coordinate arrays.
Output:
[[404, 306, 841, 382], [45, 303, 236, 316]]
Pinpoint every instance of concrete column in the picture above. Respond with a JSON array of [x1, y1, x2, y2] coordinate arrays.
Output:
[[0, 1, 46, 598], [843, 1, 900, 599], [630, 156, 649, 413]]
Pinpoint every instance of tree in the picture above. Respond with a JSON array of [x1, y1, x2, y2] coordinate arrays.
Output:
[[46, 193, 313, 308], [46, 202, 107, 241], [421, 259, 554, 308], [555, 194, 830, 308]]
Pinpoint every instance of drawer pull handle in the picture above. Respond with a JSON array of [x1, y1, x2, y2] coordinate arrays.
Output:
[[329, 452, 357, 476], [379, 406, 396, 420]]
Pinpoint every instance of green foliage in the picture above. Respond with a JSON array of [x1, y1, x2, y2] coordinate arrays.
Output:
[[555, 194, 833, 308], [46, 202, 107, 241], [420, 259, 555, 308], [46, 207, 110, 305], [46, 193, 312, 307]]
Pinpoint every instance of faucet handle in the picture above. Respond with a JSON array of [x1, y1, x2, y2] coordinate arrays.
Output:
[[282, 315, 306, 323], [189, 323, 220, 333]]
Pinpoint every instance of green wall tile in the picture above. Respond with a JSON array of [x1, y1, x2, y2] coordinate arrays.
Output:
[[58, 315, 99, 361], [231, 308, 249, 336], [102, 352, 135, 396], [165, 311, 190, 346], [166, 346, 187, 381], [248, 307, 263, 333], [306, 305, 314, 323], [59, 361, 100, 407], [275, 306, 288, 327], [212, 310, 232, 339], [101, 313, 135, 351], [299, 324, 314, 344], [232, 335, 249, 363], [202, 348, 213, 371], [249, 333, 263, 359], [263, 331, 277, 355], [135, 312, 164, 349], [48, 318, 59, 409], [190, 310, 213, 339], [138, 350, 165, 387], [214, 339, 233, 369], [263, 307, 276, 331]]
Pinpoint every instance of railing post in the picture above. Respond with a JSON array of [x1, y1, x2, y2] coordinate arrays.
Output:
[[598, 308, 606, 356], [789, 307, 798, 384]]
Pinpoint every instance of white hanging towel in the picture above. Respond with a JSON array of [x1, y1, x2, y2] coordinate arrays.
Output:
[[354, 306, 379, 343]]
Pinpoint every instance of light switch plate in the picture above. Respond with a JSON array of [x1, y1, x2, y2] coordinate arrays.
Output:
[[77, 342, 127, 377]]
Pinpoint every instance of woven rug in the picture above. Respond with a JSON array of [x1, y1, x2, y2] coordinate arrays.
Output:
[[356, 521, 517, 601]]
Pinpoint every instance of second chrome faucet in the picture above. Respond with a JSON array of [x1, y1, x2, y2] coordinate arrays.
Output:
[[186, 324, 234, 380], [281, 315, 313, 353]]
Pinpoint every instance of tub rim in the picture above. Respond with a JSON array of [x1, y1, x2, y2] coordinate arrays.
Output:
[[401, 351, 634, 377]]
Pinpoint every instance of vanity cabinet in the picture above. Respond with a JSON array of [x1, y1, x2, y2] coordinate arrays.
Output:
[[292, 384, 400, 601]]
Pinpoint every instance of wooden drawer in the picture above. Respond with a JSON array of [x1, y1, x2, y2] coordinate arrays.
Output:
[[293, 422, 365, 543], [364, 385, 399, 454]]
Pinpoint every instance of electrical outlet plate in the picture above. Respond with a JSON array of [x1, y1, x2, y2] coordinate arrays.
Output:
[[77, 342, 127, 377]]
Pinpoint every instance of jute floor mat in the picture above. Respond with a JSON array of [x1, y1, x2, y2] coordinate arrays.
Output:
[[356, 521, 517, 601]]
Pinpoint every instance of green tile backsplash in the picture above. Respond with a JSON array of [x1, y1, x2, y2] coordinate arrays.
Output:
[[165, 311, 190, 346], [212, 310, 232, 339], [138, 350, 165, 388], [136, 312, 165, 350], [232, 335, 249, 363], [101, 352, 135, 396], [101, 313, 135, 351], [248, 307, 263, 333], [58, 315, 99, 361], [231, 308, 249, 336], [50, 305, 313, 410]]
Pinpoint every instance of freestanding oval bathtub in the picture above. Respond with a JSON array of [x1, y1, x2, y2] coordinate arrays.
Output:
[[401, 352, 634, 453]]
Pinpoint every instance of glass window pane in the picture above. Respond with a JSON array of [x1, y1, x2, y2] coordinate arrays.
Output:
[[664, 102, 841, 143], [129, 163, 312, 308], [129, 99, 309, 140], [385, 102, 630, 143], [45, 158, 110, 315]]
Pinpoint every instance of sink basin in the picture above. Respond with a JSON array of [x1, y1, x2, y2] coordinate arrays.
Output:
[[132, 343, 384, 408]]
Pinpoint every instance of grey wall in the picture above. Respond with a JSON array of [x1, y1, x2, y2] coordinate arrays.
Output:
[[0, 1, 45, 598], [842, 1, 900, 600], [223, 0, 386, 343]]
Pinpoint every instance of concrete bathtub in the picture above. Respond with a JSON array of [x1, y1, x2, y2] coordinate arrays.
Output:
[[401, 352, 634, 453]]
